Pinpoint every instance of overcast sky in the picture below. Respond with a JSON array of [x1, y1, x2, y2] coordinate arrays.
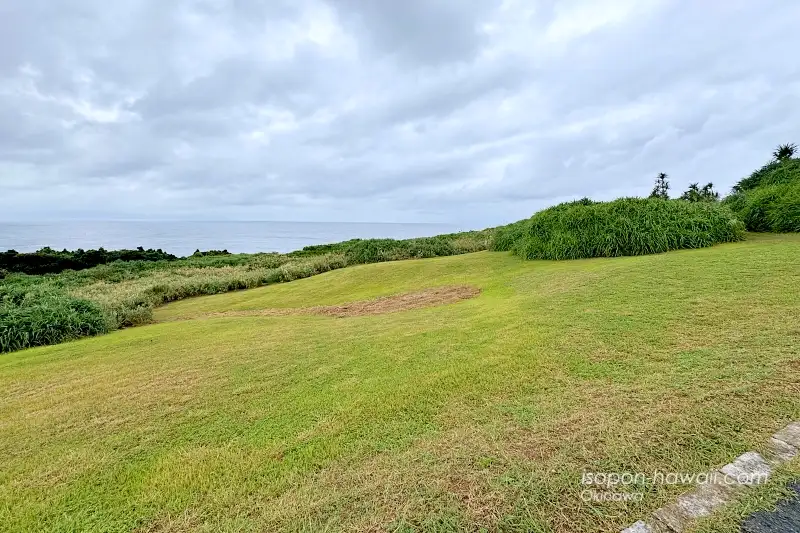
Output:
[[1, 0, 799, 227]]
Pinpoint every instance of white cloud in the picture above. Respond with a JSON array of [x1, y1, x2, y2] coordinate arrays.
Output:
[[0, 0, 799, 226]]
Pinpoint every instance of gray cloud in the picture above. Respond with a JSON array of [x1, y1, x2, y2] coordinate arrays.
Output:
[[326, 0, 493, 65], [1, 0, 800, 226]]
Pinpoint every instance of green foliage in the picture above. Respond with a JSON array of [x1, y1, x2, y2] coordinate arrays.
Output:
[[275, 254, 348, 282], [338, 236, 456, 263], [732, 158, 800, 192], [0, 291, 106, 353], [725, 181, 800, 233], [491, 220, 529, 252], [725, 151, 800, 232], [288, 230, 493, 261], [493, 198, 745, 260], [650, 172, 670, 199], [191, 249, 232, 257], [773, 142, 797, 162], [680, 182, 719, 202], [0, 247, 177, 275]]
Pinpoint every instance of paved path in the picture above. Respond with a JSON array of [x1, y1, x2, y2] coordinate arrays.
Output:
[[741, 482, 800, 533]]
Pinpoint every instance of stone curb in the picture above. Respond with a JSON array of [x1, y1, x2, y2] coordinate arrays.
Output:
[[620, 422, 800, 533]]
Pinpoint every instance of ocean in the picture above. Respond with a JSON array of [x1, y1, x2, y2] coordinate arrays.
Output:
[[0, 221, 462, 256]]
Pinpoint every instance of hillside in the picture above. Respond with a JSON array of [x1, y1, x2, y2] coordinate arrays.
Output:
[[724, 155, 800, 232], [2, 234, 799, 532]]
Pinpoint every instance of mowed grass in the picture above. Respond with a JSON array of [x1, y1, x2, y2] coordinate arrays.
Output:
[[1, 234, 799, 532]]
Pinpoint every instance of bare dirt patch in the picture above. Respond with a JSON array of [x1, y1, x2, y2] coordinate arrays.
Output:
[[190, 285, 481, 320]]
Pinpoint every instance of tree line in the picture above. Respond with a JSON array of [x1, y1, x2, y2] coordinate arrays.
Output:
[[650, 143, 796, 202], [0, 247, 178, 276]]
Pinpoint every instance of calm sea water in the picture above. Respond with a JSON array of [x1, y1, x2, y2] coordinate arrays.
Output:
[[0, 221, 462, 256]]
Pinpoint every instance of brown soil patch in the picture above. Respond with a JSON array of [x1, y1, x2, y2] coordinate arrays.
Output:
[[196, 285, 480, 320]]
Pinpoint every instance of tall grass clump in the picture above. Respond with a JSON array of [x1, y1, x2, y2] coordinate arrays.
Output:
[[70, 253, 350, 328], [724, 156, 800, 232], [491, 220, 530, 252], [289, 230, 493, 262], [0, 290, 106, 353], [494, 198, 745, 260], [725, 181, 800, 233]]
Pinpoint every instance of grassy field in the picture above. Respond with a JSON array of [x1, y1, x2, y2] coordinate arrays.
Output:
[[1, 233, 799, 532]]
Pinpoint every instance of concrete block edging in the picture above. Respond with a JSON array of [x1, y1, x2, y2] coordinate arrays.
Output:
[[620, 422, 800, 533]]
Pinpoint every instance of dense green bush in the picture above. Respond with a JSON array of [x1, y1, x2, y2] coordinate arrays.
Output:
[[492, 199, 595, 252], [0, 247, 178, 275], [0, 247, 274, 276], [492, 219, 534, 252], [0, 293, 106, 353], [289, 230, 492, 262], [725, 182, 800, 233], [339, 232, 495, 264], [724, 157, 800, 232], [339, 237, 451, 263], [493, 198, 745, 260], [191, 249, 232, 257]]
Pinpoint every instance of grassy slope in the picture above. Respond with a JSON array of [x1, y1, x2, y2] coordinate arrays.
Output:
[[1, 234, 799, 532]]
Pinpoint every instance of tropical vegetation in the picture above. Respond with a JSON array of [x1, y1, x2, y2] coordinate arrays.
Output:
[[723, 145, 800, 232], [491, 197, 744, 260]]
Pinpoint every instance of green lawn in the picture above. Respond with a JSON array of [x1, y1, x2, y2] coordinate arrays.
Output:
[[2, 234, 799, 532]]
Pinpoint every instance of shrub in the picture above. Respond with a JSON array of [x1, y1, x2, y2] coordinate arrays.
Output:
[[727, 181, 800, 233], [0, 294, 107, 353], [495, 198, 745, 260], [191, 249, 232, 257], [491, 220, 531, 252], [725, 155, 800, 232], [0, 247, 178, 275], [276, 254, 348, 282], [450, 233, 492, 254], [288, 230, 492, 262], [680, 183, 719, 202]]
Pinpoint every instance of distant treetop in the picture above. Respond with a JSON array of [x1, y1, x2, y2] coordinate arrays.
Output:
[[773, 143, 797, 162], [650, 172, 670, 199]]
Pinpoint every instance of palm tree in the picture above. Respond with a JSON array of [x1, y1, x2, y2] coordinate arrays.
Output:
[[773, 143, 797, 162], [700, 182, 719, 201], [680, 183, 700, 202], [650, 172, 670, 199], [680, 182, 718, 202]]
